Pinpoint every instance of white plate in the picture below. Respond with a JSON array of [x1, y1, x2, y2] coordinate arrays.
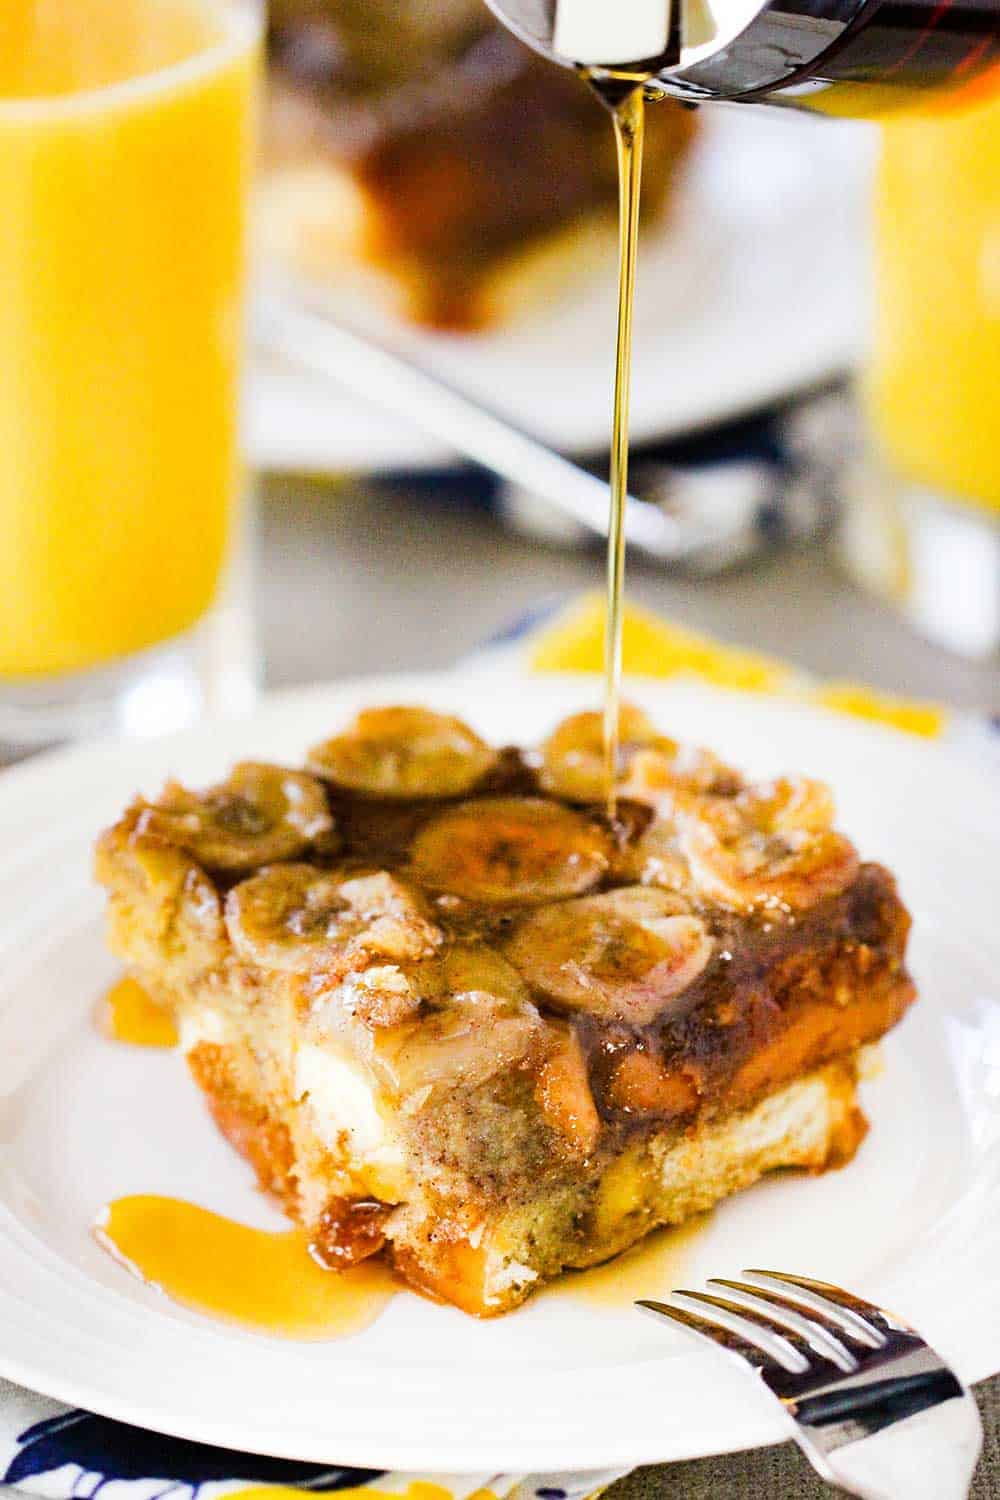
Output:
[[247, 109, 875, 473], [1, 672, 997, 1473]]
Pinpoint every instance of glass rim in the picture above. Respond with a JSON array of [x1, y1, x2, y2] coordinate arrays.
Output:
[[0, 0, 263, 122]]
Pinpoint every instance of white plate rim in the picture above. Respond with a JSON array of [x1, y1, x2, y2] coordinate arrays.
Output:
[[0, 669, 997, 1474]]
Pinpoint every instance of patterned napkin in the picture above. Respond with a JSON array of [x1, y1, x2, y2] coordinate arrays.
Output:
[[0, 1381, 622, 1500], [1, 592, 994, 1500]]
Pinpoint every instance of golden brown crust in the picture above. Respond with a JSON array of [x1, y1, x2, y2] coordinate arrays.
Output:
[[188, 1041, 296, 1203]]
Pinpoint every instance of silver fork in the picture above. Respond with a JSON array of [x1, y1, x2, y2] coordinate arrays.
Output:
[[638, 1270, 983, 1499]]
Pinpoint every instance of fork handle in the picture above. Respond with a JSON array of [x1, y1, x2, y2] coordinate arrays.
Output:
[[813, 1392, 983, 1500]]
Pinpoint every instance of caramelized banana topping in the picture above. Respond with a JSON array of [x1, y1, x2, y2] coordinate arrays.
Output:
[[411, 796, 610, 904], [534, 1024, 601, 1156], [371, 993, 545, 1101], [226, 864, 442, 973], [622, 744, 742, 806], [617, 812, 689, 893], [308, 706, 497, 799], [410, 942, 533, 1008], [680, 776, 858, 912], [539, 705, 661, 801], [136, 763, 334, 873], [505, 886, 712, 1025]]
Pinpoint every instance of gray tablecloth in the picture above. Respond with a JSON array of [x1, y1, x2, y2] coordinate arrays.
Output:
[[258, 479, 999, 711]]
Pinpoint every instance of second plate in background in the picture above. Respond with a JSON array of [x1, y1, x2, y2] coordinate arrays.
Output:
[[247, 108, 875, 474]]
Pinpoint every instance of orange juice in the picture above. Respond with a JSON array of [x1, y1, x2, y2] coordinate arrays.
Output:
[[866, 90, 1000, 514], [0, 0, 260, 678]]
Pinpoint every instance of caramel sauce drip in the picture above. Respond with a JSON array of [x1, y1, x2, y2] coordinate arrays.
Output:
[[96, 1195, 397, 1339], [312, 1195, 391, 1268], [101, 977, 179, 1048]]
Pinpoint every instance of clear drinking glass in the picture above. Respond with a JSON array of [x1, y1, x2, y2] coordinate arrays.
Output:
[[0, 0, 263, 752], [839, 84, 1000, 660]]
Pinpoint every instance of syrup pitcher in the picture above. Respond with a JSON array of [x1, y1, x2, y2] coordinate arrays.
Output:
[[484, 0, 1000, 661], [479, 0, 998, 108]]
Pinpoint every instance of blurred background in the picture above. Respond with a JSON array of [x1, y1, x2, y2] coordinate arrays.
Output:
[[1, 0, 997, 752], [251, 0, 997, 704]]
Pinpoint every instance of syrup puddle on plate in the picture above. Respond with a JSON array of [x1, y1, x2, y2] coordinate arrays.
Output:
[[95, 1195, 707, 1337], [99, 976, 179, 1048], [95, 1195, 397, 1339], [550, 1213, 710, 1306]]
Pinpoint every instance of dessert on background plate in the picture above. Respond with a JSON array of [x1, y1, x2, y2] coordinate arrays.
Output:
[[261, 0, 697, 329], [95, 704, 914, 1316]]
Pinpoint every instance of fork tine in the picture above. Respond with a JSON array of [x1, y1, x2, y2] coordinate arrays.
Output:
[[707, 1279, 859, 1370], [743, 1270, 900, 1346], [636, 1298, 800, 1376], [674, 1289, 846, 1379]]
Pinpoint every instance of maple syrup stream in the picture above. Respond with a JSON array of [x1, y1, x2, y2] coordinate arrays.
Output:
[[595, 79, 646, 817]]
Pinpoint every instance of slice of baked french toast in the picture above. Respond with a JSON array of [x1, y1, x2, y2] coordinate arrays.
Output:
[[95, 704, 914, 1314]]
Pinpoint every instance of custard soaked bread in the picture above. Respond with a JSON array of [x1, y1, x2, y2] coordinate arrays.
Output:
[[262, 1, 697, 328], [96, 706, 914, 1314]]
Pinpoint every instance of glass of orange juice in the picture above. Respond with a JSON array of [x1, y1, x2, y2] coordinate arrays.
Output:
[[839, 84, 1000, 659], [0, 0, 262, 749]]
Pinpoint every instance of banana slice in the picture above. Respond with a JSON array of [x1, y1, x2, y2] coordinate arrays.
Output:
[[411, 796, 610, 905], [607, 1048, 699, 1118], [225, 864, 442, 973], [371, 993, 544, 1103], [95, 813, 226, 977], [617, 813, 690, 894], [534, 1024, 601, 1157], [309, 963, 424, 1030], [410, 941, 534, 1009], [621, 744, 742, 809], [506, 886, 713, 1024], [681, 778, 858, 912], [744, 776, 837, 833], [538, 705, 661, 801], [306, 941, 532, 1041], [137, 763, 334, 874], [308, 706, 498, 799]]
